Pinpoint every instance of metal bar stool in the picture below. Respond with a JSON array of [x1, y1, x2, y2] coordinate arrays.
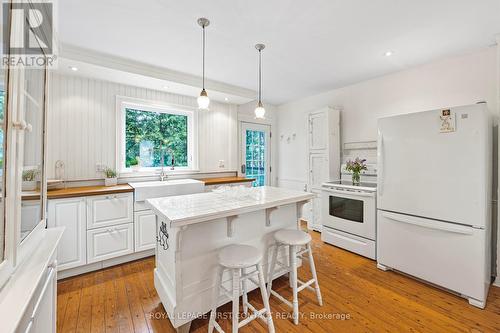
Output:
[[267, 229, 323, 325], [208, 244, 275, 333]]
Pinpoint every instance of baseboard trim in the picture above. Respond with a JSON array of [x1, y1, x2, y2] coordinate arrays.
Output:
[[58, 249, 155, 279]]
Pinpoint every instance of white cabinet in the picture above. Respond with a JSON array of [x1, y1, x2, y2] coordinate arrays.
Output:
[[309, 111, 328, 150], [87, 193, 133, 229], [87, 223, 134, 263], [309, 154, 329, 190], [47, 192, 136, 272], [15, 259, 57, 333], [307, 107, 341, 231], [47, 198, 86, 270], [29, 265, 57, 333], [134, 210, 156, 252]]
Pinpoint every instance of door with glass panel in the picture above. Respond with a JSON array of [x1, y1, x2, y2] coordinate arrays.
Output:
[[240, 123, 270, 187]]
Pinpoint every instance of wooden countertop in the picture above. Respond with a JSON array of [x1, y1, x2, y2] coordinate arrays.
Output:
[[23, 177, 252, 200], [23, 184, 134, 200], [201, 176, 255, 186]]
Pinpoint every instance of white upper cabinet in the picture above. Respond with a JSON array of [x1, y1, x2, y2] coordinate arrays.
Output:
[[47, 198, 86, 270], [309, 111, 328, 151]]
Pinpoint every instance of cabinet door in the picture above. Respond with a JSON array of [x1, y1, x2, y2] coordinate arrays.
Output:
[[87, 223, 134, 263], [30, 265, 56, 333], [47, 198, 86, 270], [309, 111, 328, 150], [87, 193, 133, 229], [309, 154, 328, 190], [134, 210, 156, 252]]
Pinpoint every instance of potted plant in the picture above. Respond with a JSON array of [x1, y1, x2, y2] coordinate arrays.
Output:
[[129, 156, 140, 172], [103, 167, 118, 186], [22, 168, 40, 191], [345, 158, 367, 186]]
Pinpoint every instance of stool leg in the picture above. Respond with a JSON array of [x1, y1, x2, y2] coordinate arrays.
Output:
[[231, 268, 240, 333], [241, 268, 248, 315], [208, 266, 223, 333], [257, 263, 275, 333], [289, 245, 299, 325], [267, 243, 279, 297], [307, 243, 323, 306]]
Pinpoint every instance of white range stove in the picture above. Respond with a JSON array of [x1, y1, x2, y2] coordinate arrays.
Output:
[[320, 180, 377, 259]]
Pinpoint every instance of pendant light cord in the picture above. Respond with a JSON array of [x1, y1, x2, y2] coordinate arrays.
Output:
[[202, 25, 206, 90], [258, 49, 262, 103]]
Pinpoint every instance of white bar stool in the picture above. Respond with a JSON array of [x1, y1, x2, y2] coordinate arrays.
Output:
[[208, 244, 275, 333], [267, 229, 323, 325]]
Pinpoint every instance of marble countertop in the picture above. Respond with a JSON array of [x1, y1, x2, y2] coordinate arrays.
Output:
[[146, 186, 315, 227]]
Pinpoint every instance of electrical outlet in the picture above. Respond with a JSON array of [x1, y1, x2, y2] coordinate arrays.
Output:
[[96, 163, 105, 172], [218, 160, 225, 168]]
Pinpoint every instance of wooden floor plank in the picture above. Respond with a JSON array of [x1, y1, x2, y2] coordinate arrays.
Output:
[[58, 232, 500, 333]]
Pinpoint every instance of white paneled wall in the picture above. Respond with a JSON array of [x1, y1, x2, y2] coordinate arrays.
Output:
[[47, 73, 238, 180]]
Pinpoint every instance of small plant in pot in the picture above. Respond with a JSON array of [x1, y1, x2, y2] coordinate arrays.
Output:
[[103, 167, 118, 186], [22, 168, 40, 191], [129, 156, 141, 172], [345, 158, 367, 186]]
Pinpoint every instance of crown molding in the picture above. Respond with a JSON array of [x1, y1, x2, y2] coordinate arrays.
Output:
[[59, 43, 256, 100]]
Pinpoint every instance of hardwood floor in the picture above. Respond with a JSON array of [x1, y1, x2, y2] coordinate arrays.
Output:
[[57, 232, 500, 333]]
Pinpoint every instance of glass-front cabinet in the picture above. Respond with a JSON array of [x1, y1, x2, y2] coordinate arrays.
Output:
[[0, 0, 49, 289]]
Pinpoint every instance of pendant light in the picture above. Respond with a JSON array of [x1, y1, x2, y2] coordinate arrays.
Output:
[[254, 44, 266, 119], [197, 17, 210, 110]]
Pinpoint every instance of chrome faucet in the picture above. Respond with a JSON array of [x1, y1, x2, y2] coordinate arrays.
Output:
[[159, 148, 175, 181]]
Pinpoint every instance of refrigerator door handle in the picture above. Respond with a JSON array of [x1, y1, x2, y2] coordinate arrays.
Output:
[[381, 211, 473, 235], [377, 130, 384, 196]]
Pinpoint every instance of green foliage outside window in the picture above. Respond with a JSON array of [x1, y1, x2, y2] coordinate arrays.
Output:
[[125, 108, 188, 168]]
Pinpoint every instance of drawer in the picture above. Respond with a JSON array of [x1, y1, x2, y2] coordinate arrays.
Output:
[[134, 210, 157, 252], [87, 193, 133, 229], [321, 226, 376, 260], [87, 223, 134, 263]]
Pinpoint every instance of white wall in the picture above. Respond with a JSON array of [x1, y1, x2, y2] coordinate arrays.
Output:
[[47, 73, 238, 180], [277, 47, 498, 183], [277, 47, 499, 280]]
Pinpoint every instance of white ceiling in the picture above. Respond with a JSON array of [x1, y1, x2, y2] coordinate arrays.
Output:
[[59, 0, 500, 105]]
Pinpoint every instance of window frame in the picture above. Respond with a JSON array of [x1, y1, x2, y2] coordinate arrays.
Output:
[[116, 96, 199, 175]]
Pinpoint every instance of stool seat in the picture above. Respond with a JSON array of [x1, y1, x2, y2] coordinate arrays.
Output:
[[274, 229, 312, 246], [218, 244, 262, 268]]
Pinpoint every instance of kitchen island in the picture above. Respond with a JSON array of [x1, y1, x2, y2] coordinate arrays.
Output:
[[146, 186, 314, 332]]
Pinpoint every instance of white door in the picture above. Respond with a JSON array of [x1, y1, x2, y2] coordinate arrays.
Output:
[[47, 198, 87, 270], [378, 104, 490, 227], [240, 122, 271, 187], [309, 111, 328, 150]]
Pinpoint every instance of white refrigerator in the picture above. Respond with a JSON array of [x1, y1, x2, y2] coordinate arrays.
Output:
[[376, 103, 492, 309]]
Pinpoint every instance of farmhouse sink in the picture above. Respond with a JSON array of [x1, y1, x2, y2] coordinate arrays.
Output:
[[130, 179, 205, 202]]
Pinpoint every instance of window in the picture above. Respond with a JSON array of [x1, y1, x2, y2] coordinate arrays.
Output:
[[117, 97, 197, 173]]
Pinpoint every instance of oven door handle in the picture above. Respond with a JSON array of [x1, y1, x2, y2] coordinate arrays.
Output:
[[323, 188, 375, 198]]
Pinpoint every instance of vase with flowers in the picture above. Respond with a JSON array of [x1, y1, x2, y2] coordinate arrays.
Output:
[[345, 158, 367, 186]]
